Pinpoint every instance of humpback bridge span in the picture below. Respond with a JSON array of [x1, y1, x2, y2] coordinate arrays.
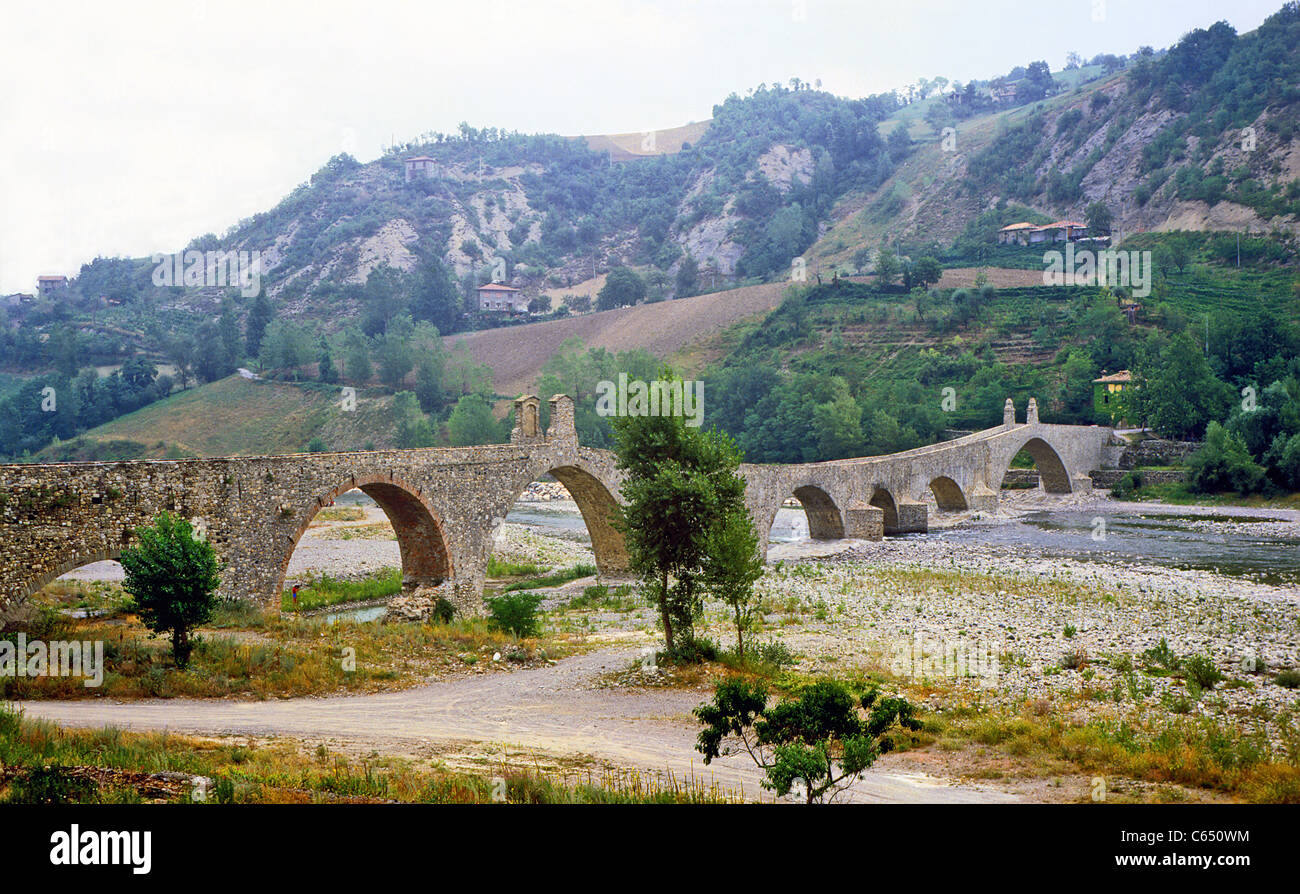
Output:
[[0, 394, 1111, 614]]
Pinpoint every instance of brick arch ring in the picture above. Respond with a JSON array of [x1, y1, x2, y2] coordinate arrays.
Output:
[[276, 473, 453, 599]]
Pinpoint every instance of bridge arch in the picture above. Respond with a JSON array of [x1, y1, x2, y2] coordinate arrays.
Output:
[[869, 487, 900, 532], [278, 474, 453, 598], [928, 476, 969, 512], [502, 460, 630, 579], [1000, 436, 1073, 494], [789, 484, 845, 540], [19, 550, 125, 602]]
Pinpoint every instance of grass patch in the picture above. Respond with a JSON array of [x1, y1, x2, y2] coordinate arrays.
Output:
[[281, 568, 402, 612], [486, 556, 547, 578], [503, 563, 597, 592], [312, 506, 365, 522]]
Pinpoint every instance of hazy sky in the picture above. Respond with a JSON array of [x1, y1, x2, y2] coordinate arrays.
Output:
[[0, 0, 1284, 294]]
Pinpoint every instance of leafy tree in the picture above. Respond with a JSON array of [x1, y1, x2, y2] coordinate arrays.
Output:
[[446, 393, 504, 446], [1084, 201, 1113, 235], [343, 329, 372, 384], [874, 247, 900, 287], [410, 256, 461, 333], [911, 256, 943, 289], [257, 320, 313, 378], [611, 387, 748, 656], [597, 266, 646, 310], [119, 512, 221, 668], [674, 256, 700, 298], [317, 337, 338, 383], [1132, 333, 1232, 439], [375, 314, 415, 389], [193, 319, 234, 383], [695, 678, 921, 803], [392, 391, 437, 447], [244, 294, 274, 357], [1186, 421, 1267, 494], [701, 508, 764, 660], [1016, 60, 1055, 103]]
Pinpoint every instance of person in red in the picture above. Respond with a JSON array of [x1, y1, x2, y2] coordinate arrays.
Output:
[[291, 584, 300, 612]]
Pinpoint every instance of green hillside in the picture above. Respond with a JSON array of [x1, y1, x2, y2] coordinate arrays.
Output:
[[36, 376, 402, 460]]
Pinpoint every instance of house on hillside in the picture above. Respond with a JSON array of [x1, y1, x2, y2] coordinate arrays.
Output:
[[1094, 369, 1135, 425], [477, 282, 528, 313], [997, 222, 1037, 245], [404, 156, 438, 182], [36, 275, 67, 297], [997, 221, 1088, 245], [1035, 221, 1087, 243]]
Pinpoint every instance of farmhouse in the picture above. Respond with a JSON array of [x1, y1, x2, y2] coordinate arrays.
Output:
[[997, 221, 1088, 246], [36, 275, 68, 297], [404, 156, 438, 182], [477, 282, 528, 313]]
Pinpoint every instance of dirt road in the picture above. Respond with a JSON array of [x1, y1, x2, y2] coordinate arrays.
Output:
[[16, 646, 1019, 804]]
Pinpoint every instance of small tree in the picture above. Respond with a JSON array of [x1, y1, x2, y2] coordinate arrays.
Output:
[[119, 512, 221, 668], [696, 678, 921, 803], [874, 248, 900, 287], [702, 509, 765, 660], [911, 256, 943, 289], [611, 377, 748, 657], [1084, 201, 1112, 236]]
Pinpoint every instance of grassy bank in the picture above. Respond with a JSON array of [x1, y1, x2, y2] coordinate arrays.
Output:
[[1114, 480, 1300, 509], [2, 599, 581, 700], [0, 705, 736, 804]]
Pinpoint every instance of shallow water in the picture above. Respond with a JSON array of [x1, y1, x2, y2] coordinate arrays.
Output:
[[926, 509, 1300, 586], [321, 604, 388, 624], [523, 502, 1300, 586]]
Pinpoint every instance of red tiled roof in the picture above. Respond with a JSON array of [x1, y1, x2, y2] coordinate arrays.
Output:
[[477, 282, 520, 292]]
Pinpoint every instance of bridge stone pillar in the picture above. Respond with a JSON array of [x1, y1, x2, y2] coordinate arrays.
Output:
[[1004, 398, 1015, 428], [966, 483, 999, 513], [892, 500, 928, 534], [1070, 474, 1093, 494], [1026, 397, 1039, 425], [511, 395, 542, 444], [547, 394, 578, 447], [843, 502, 884, 540]]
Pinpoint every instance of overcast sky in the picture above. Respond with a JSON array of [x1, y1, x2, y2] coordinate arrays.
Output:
[[0, 0, 1284, 294]]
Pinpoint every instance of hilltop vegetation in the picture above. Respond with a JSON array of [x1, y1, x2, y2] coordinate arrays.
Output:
[[5, 6, 1300, 463]]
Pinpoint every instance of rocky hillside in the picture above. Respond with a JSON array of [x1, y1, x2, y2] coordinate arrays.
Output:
[[812, 5, 1300, 269]]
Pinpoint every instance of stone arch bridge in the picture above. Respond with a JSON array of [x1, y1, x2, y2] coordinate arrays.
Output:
[[0, 394, 1111, 614]]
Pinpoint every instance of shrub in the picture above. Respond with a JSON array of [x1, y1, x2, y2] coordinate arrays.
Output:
[[1142, 637, 1181, 671], [1109, 471, 1143, 499], [431, 596, 457, 624], [485, 591, 544, 638], [1186, 422, 1267, 495], [1274, 669, 1300, 689], [1183, 654, 1225, 692], [5, 767, 98, 804]]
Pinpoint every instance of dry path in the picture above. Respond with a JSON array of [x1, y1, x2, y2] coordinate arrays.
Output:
[[15, 645, 1019, 804]]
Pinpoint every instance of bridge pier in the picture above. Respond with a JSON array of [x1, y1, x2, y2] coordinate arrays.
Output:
[[891, 500, 928, 534], [843, 502, 884, 540], [966, 484, 1000, 514]]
